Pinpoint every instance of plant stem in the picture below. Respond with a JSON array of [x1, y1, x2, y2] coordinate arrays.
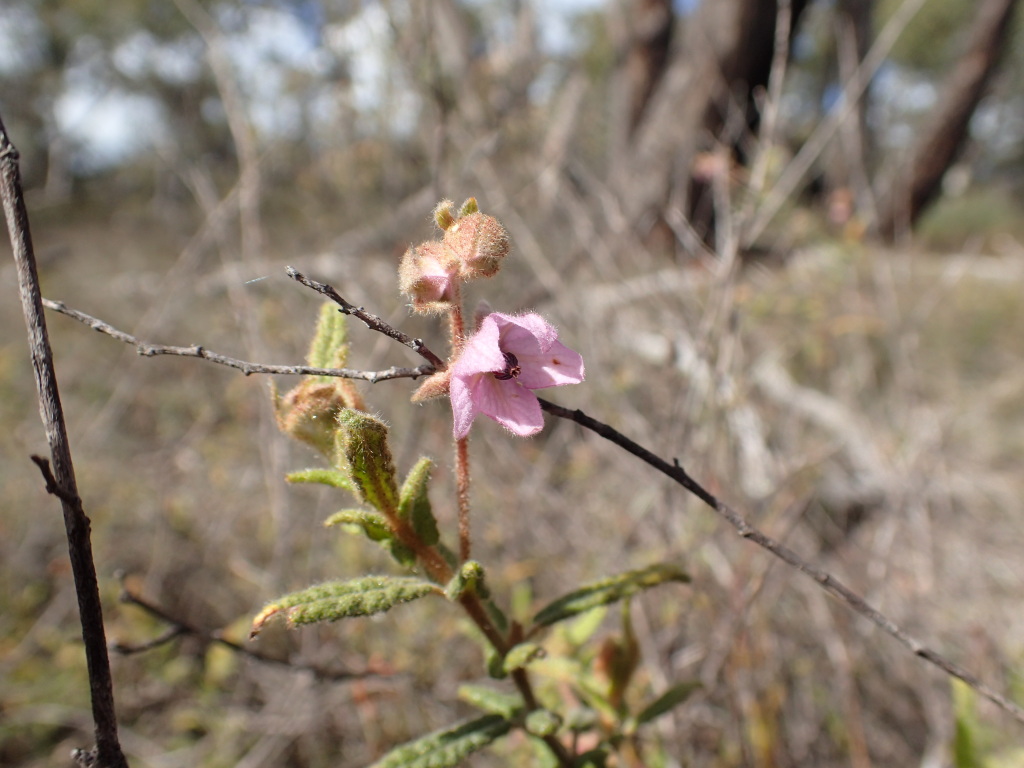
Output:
[[455, 436, 472, 562], [445, 282, 473, 562]]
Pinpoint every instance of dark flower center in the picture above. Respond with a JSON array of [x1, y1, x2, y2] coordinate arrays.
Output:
[[493, 352, 521, 380]]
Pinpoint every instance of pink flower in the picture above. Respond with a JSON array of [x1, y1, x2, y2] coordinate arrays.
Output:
[[450, 312, 584, 438]]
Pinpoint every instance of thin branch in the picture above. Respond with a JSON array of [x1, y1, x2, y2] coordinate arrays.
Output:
[[536, 397, 1024, 726], [0, 113, 130, 768], [287, 266, 447, 369], [43, 299, 436, 383], [116, 581, 373, 682]]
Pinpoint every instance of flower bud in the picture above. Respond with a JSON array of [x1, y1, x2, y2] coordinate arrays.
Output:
[[398, 241, 459, 313], [410, 369, 452, 402], [443, 212, 510, 280], [273, 380, 364, 460]]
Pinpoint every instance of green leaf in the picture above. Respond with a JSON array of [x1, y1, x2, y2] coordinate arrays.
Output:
[[251, 576, 438, 636], [952, 679, 983, 768], [336, 410, 398, 513], [323, 509, 415, 566], [457, 684, 524, 720], [368, 715, 511, 768], [634, 681, 701, 726], [324, 508, 393, 542], [503, 642, 545, 674], [286, 468, 353, 492], [533, 563, 689, 628], [307, 302, 349, 374], [398, 457, 440, 545]]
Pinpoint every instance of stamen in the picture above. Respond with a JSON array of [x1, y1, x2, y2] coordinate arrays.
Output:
[[493, 351, 521, 380]]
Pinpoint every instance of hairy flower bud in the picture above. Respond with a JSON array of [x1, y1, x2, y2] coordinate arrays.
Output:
[[443, 212, 510, 280], [273, 380, 365, 460], [398, 241, 459, 313]]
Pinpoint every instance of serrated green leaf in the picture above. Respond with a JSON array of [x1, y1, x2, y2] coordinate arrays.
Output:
[[368, 715, 511, 768], [503, 642, 545, 674], [286, 468, 353, 491], [634, 681, 701, 726], [457, 685, 524, 720], [398, 457, 440, 545], [251, 576, 438, 636], [336, 410, 398, 513], [324, 509, 393, 542], [308, 302, 349, 373], [533, 563, 689, 628]]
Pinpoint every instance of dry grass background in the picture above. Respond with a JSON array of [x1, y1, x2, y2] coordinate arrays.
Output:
[[3, 166, 1024, 767]]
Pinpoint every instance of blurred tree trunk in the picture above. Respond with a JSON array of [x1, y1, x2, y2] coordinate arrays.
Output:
[[875, 0, 1021, 241], [607, 0, 673, 184], [613, 0, 810, 249], [827, 0, 875, 229]]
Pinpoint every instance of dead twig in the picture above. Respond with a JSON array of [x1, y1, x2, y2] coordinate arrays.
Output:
[[1, 113, 130, 768], [43, 299, 436, 383], [286, 266, 447, 369]]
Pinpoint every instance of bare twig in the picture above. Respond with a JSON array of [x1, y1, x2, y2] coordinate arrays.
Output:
[[287, 267, 447, 369], [43, 298, 435, 383], [115, 581, 372, 682], [536, 397, 1024, 726], [0, 114, 130, 768]]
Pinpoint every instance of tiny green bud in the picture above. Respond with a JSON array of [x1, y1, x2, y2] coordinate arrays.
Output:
[[524, 709, 561, 737], [445, 559, 489, 600], [433, 199, 457, 230], [459, 197, 479, 217]]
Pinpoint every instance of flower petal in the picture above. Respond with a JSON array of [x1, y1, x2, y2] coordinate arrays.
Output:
[[450, 373, 480, 439], [452, 315, 506, 377], [471, 378, 544, 436], [490, 312, 559, 355], [517, 339, 585, 389]]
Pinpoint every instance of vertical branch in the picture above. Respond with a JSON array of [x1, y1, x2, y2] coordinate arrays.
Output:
[[0, 115, 129, 767]]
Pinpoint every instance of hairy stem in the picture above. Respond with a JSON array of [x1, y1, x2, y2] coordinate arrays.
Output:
[[455, 436, 472, 562]]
